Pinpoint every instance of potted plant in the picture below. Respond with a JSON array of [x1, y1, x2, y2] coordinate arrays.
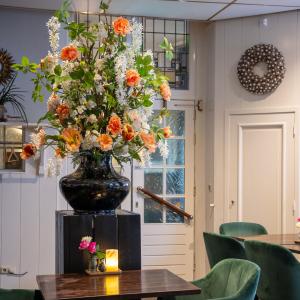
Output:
[[14, 0, 173, 213], [0, 73, 27, 122]]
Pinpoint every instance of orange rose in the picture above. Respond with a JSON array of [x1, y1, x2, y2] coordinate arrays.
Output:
[[20, 144, 37, 160], [163, 126, 172, 138], [56, 104, 70, 121], [61, 128, 82, 152], [107, 114, 122, 136], [126, 69, 141, 87], [55, 148, 65, 158], [160, 82, 171, 101], [97, 134, 113, 151], [122, 124, 135, 142], [140, 131, 157, 153], [113, 17, 131, 36], [60, 45, 79, 61]]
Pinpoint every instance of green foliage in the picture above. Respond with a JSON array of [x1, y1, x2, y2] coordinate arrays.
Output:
[[0, 73, 27, 122], [55, 0, 71, 23], [160, 37, 174, 61]]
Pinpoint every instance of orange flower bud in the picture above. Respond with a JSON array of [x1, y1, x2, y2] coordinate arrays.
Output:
[[163, 126, 172, 138], [107, 114, 122, 136], [60, 45, 79, 61], [122, 124, 135, 142], [160, 82, 171, 101]]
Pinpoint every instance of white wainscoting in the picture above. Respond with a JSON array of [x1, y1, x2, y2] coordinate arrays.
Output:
[[0, 149, 74, 289]]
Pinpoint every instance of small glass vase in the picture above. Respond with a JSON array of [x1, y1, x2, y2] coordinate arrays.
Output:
[[88, 255, 98, 272]]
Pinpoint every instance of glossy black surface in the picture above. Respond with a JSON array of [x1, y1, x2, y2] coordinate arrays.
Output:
[[59, 154, 130, 213], [56, 210, 141, 274]]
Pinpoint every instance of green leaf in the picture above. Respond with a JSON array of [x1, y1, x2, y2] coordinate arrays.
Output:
[[160, 37, 174, 61], [142, 95, 153, 107], [54, 65, 62, 76], [55, 0, 71, 23], [70, 68, 84, 80], [21, 56, 30, 66]]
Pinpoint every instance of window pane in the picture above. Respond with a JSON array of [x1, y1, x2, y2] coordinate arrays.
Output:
[[167, 139, 185, 166], [154, 33, 164, 52], [6, 126, 23, 142], [166, 169, 184, 194], [167, 111, 185, 137], [166, 197, 185, 223], [145, 168, 163, 194], [150, 147, 163, 166], [166, 20, 175, 33], [145, 18, 153, 32], [144, 198, 163, 223], [176, 21, 185, 34], [154, 19, 164, 32], [145, 33, 154, 51]]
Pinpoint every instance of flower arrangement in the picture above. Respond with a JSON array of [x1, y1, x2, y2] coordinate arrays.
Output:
[[79, 236, 106, 272], [14, 0, 174, 170]]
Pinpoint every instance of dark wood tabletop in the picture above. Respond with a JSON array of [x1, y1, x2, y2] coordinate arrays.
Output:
[[37, 269, 201, 300], [235, 233, 300, 254]]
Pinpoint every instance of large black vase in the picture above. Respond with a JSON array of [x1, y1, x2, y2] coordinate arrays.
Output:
[[59, 154, 130, 213]]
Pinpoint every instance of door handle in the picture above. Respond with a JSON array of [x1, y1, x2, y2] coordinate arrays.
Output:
[[209, 203, 215, 208]]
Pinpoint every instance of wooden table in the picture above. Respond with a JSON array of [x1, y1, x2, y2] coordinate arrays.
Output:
[[235, 233, 300, 254], [37, 269, 201, 300]]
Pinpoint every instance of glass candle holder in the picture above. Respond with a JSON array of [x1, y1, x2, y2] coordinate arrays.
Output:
[[105, 249, 119, 272]]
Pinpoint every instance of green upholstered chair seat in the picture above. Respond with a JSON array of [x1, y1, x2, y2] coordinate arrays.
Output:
[[219, 222, 268, 237], [203, 232, 246, 268], [0, 289, 43, 300], [245, 240, 300, 300], [162, 259, 260, 300]]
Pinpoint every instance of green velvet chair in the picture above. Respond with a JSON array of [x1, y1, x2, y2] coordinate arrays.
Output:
[[159, 259, 260, 300], [245, 240, 300, 300], [219, 222, 268, 237], [0, 289, 43, 300], [203, 232, 246, 268]]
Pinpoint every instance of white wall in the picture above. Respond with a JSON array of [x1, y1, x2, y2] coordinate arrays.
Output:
[[0, 7, 70, 289], [207, 10, 300, 231]]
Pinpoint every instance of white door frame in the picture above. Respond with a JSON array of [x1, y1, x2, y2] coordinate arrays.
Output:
[[224, 107, 299, 227]]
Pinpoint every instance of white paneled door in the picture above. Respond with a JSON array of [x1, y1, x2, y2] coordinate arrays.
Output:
[[226, 112, 296, 234], [133, 100, 195, 281]]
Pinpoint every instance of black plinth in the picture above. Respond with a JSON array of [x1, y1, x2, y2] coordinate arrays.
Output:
[[56, 209, 141, 274]]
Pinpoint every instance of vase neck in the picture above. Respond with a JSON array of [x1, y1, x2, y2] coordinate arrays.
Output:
[[80, 153, 115, 176]]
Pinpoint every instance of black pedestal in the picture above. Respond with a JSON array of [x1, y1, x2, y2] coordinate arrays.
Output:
[[56, 209, 141, 274]]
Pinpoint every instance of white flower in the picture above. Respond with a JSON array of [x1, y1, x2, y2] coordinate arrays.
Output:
[[130, 21, 143, 54], [87, 114, 98, 124], [127, 110, 142, 130], [77, 105, 86, 114], [47, 93, 60, 113], [30, 129, 46, 150], [86, 100, 97, 109], [95, 58, 105, 71], [158, 140, 169, 158], [46, 16, 60, 56], [114, 53, 127, 104], [81, 236, 92, 242], [94, 73, 102, 82], [82, 131, 99, 150], [139, 149, 151, 167]]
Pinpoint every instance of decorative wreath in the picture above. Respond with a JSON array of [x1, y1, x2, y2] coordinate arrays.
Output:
[[237, 44, 286, 95], [0, 48, 14, 85]]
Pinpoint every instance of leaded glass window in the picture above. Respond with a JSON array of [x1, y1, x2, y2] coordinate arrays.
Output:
[[143, 110, 186, 224], [77, 13, 190, 90]]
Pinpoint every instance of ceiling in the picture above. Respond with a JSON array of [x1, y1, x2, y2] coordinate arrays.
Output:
[[0, 0, 300, 21]]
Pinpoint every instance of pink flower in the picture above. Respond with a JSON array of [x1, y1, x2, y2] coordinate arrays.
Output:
[[297, 217, 300, 222], [79, 240, 90, 250], [88, 242, 96, 254]]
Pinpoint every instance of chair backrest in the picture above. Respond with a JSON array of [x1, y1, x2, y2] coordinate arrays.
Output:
[[203, 232, 246, 268], [219, 222, 268, 237], [245, 240, 300, 300], [0, 289, 36, 300], [200, 259, 260, 300]]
